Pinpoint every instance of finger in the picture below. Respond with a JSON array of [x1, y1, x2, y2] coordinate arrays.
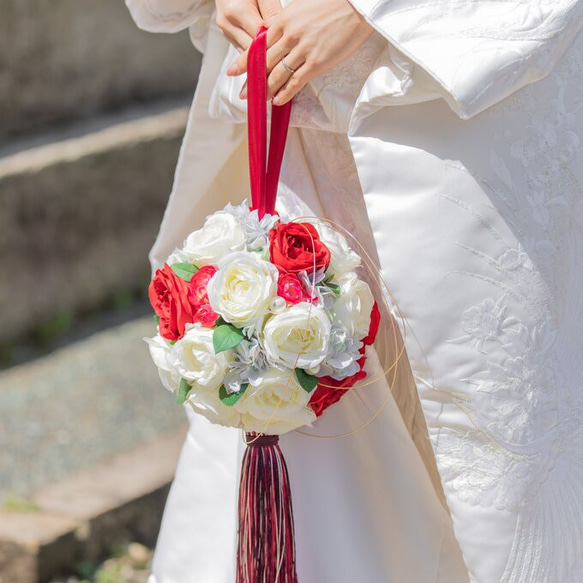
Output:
[[265, 19, 284, 49], [272, 66, 313, 106], [227, 46, 249, 76], [240, 44, 303, 98], [231, 9, 264, 39], [239, 80, 247, 100], [220, 25, 253, 54], [258, 0, 283, 21], [227, 21, 284, 76], [267, 49, 305, 99], [266, 34, 295, 73]]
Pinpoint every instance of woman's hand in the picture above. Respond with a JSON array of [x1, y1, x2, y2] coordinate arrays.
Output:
[[215, 0, 281, 52], [226, 0, 373, 104]]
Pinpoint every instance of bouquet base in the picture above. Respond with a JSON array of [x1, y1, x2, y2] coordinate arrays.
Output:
[[237, 433, 298, 583]]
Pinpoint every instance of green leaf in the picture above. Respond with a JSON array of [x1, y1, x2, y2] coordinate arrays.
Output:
[[215, 316, 228, 327], [170, 262, 199, 281], [325, 282, 341, 296], [176, 378, 192, 404], [213, 324, 244, 354], [219, 383, 248, 406], [153, 315, 160, 324], [295, 368, 319, 393]]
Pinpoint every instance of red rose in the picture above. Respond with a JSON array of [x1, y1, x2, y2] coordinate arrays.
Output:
[[149, 264, 196, 341], [277, 273, 310, 304], [269, 222, 331, 274], [193, 304, 219, 328], [309, 302, 380, 417], [188, 265, 217, 307], [309, 354, 367, 417]]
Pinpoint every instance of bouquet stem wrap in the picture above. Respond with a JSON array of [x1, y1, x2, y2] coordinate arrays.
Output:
[[236, 28, 297, 582], [237, 434, 298, 583]]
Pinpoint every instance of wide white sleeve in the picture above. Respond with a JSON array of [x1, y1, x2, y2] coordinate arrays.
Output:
[[348, 0, 583, 119], [125, 0, 213, 34]]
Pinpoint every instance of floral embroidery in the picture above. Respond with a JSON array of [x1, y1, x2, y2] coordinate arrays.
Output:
[[457, 297, 511, 352], [436, 40, 583, 582]]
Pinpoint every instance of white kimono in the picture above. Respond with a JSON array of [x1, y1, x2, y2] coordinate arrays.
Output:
[[126, 1, 583, 581]]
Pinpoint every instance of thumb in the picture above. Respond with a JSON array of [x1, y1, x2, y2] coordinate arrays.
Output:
[[258, 0, 282, 22]]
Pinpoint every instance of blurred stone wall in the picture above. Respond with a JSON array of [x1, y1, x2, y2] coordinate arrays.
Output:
[[0, 0, 203, 343], [0, 0, 198, 138]]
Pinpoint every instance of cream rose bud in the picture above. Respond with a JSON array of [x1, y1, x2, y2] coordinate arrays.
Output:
[[310, 220, 361, 276], [262, 302, 331, 369], [145, 334, 180, 393], [333, 272, 374, 340], [183, 212, 245, 267], [236, 368, 317, 434], [207, 252, 278, 328], [171, 324, 231, 390]]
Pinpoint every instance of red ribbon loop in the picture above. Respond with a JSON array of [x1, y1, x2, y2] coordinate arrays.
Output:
[[247, 27, 292, 218]]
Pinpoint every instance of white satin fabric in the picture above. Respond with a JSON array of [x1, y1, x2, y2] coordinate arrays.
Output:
[[126, 1, 583, 581]]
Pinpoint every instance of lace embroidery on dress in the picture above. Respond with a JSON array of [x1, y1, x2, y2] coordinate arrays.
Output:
[[435, 42, 583, 582], [208, 34, 384, 133], [290, 37, 384, 132]]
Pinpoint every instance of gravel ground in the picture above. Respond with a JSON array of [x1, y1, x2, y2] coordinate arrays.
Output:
[[0, 316, 185, 497]]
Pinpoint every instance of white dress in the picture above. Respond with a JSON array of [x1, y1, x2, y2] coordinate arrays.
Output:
[[126, 1, 583, 581]]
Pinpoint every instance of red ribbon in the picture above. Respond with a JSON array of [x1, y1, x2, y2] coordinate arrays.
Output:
[[247, 27, 292, 218]]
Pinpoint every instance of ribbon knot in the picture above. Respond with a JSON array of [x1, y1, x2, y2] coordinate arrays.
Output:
[[245, 433, 280, 447]]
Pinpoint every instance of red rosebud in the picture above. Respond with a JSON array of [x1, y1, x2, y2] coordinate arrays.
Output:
[[193, 304, 219, 328], [148, 264, 196, 342], [269, 222, 330, 274], [362, 302, 380, 346], [277, 273, 308, 304], [188, 265, 217, 307], [309, 354, 367, 417]]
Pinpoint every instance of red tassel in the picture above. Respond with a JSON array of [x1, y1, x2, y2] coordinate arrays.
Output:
[[236, 433, 298, 583]]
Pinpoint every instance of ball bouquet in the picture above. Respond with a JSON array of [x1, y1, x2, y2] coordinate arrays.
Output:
[[147, 203, 380, 432], [146, 28, 380, 583]]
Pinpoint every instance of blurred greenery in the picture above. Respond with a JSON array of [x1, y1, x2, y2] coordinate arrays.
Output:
[[1, 494, 39, 513], [50, 542, 153, 583], [0, 284, 150, 370]]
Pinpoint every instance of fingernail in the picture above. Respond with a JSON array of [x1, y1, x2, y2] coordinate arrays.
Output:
[[227, 64, 238, 76], [240, 88, 247, 99], [272, 95, 282, 105]]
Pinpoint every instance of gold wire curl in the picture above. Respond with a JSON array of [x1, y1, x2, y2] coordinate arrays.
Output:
[[242, 215, 408, 443]]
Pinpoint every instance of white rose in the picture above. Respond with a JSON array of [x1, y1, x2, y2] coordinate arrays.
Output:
[[207, 251, 278, 328], [333, 272, 374, 340], [236, 368, 316, 434], [262, 302, 331, 369], [166, 247, 190, 266], [145, 334, 180, 393], [188, 390, 242, 428], [183, 212, 245, 267], [171, 324, 231, 390], [310, 219, 361, 276]]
